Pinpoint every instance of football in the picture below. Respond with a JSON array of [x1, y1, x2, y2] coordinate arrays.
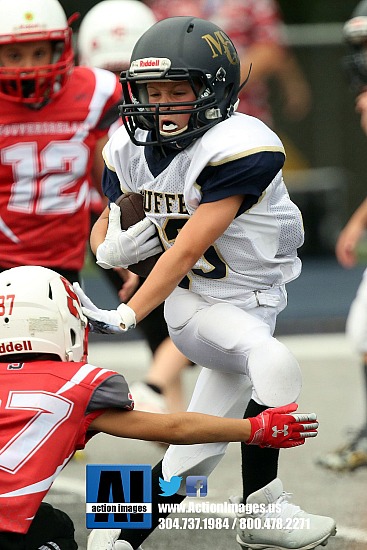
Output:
[[115, 192, 162, 278]]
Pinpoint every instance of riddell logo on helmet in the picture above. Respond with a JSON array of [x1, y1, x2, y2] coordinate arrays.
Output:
[[130, 57, 171, 74], [0, 341, 32, 354], [139, 59, 160, 67]]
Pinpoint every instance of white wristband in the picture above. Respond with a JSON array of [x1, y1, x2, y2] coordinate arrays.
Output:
[[117, 303, 137, 331]]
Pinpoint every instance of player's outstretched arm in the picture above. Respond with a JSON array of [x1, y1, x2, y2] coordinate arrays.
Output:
[[89, 403, 317, 449], [73, 282, 136, 332]]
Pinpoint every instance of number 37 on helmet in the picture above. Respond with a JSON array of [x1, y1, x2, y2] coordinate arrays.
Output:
[[0, 266, 88, 363]]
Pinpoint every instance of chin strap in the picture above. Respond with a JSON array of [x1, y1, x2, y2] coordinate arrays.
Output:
[[238, 63, 252, 95], [226, 63, 252, 118]]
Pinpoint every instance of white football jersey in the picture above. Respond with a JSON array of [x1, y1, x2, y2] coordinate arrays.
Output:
[[102, 113, 304, 301]]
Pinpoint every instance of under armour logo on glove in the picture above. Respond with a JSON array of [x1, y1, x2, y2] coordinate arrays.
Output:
[[272, 425, 289, 437], [247, 403, 318, 448]]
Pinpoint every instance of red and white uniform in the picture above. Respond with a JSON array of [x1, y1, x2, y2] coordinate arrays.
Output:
[[0, 359, 133, 534], [0, 66, 121, 271]]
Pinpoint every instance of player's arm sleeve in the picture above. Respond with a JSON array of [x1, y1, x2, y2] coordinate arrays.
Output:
[[87, 373, 134, 413], [101, 165, 123, 203], [101, 130, 134, 203], [198, 150, 285, 215]]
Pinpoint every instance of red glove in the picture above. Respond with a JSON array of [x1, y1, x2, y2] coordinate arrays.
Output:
[[247, 403, 318, 448]]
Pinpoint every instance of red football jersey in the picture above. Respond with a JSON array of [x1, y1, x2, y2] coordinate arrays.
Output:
[[0, 66, 122, 270], [0, 359, 133, 534]]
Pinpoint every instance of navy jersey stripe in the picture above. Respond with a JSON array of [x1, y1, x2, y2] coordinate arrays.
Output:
[[101, 166, 122, 203], [198, 150, 285, 215]]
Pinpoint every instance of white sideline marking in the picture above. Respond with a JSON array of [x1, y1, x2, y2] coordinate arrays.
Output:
[[51, 476, 367, 543]]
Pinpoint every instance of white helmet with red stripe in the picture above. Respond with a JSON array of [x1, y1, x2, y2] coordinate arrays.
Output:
[[0, 0, 74, 105], [0, 266, 88, 362], [77, 0, 156, 72]]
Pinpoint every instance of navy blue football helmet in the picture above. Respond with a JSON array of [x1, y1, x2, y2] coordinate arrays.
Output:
[[119, 16, 241, 148]]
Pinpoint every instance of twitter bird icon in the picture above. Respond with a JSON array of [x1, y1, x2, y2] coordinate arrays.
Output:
[[159, 476, 182, 496]]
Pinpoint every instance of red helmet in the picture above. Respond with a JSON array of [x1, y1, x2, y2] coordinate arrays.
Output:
[[0, 0, 74, 106]]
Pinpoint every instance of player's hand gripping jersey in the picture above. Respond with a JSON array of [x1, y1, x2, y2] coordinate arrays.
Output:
[[0, 359, 133, 534], [0, 66, 121, 270], [102, 112, 304, 301]]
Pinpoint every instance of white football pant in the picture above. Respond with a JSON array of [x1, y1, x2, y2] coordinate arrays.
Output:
[[162, 285, 302, 490]]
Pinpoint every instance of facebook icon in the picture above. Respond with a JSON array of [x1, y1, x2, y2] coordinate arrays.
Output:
[[185, 476, 208, 497]]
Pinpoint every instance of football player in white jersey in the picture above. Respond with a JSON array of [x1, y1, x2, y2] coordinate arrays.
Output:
[[74, 17, 336, 550], [0, 265, 318, 550]]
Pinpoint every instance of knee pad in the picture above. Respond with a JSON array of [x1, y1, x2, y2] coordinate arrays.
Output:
[[247, 338, 302, 407]]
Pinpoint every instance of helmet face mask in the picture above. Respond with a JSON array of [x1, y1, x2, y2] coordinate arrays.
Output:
[[0, 266, 88, 363], [343, 48, 367, 94], [0, 0, 74, 106], [120, 64, 222, 148], [119, 16, 241, 148], [0, 42, 73, 106]]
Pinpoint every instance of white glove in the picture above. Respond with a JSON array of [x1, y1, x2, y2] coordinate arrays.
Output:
[[96, 203, 162, 269], [73, 283, 136, 333]]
